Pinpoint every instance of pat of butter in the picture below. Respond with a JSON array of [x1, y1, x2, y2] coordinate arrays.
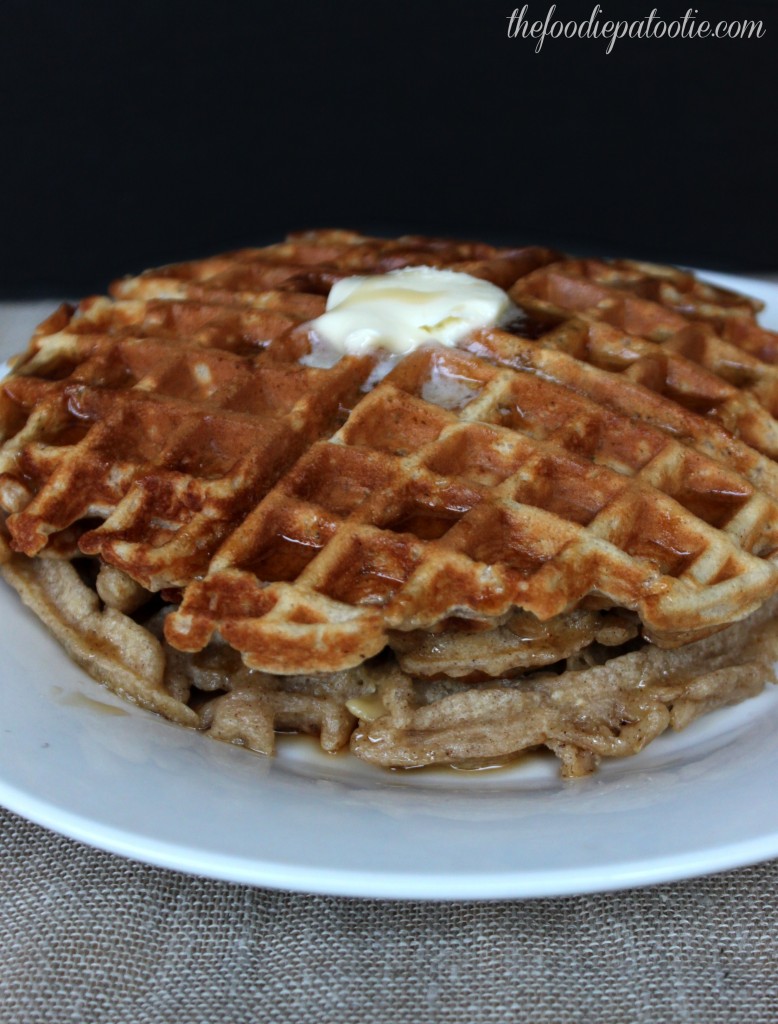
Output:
[[345, 694, 387, 723], [310, 266, 516, 355]]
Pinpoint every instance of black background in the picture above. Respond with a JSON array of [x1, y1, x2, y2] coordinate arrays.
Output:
[[0, 0, 775, 295]]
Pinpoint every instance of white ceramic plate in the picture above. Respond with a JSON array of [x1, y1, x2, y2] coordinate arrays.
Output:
[[2, 271, 778, 901]]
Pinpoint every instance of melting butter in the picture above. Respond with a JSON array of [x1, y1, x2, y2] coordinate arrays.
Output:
[[310, 266, 517, 356], [345, 694, 387, 722]]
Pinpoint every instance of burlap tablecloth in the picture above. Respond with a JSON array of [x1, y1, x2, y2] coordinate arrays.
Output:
[[1, 808, 777, 1023], [3, 292, 778, 1023]]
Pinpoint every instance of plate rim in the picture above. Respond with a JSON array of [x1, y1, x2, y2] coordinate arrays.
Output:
[[3, 777, 778, 900]]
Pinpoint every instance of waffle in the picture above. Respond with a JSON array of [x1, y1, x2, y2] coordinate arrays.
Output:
[[2, 230, 778, 777]]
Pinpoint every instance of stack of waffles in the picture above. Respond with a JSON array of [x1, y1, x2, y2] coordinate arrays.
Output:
[[3, 230, 778, 777]]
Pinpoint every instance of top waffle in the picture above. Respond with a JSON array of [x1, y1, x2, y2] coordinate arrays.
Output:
[[2, 230, 778, 674]]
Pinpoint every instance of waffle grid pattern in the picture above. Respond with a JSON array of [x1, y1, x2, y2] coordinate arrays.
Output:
[[2, 232, 778, 677]]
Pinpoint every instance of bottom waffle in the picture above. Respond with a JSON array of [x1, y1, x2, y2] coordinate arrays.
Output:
[[3, 540, 776, 778]]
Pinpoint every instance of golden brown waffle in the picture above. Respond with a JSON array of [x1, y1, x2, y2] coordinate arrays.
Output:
[[3, 232, 778, 686], [4, 232, 778, 663]]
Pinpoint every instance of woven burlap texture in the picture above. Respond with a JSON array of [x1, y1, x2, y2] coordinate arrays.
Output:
[[1, 808, 777, 1024]]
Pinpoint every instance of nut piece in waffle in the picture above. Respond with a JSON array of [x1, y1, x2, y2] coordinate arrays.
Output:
[[2, 230, 778, 778]]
